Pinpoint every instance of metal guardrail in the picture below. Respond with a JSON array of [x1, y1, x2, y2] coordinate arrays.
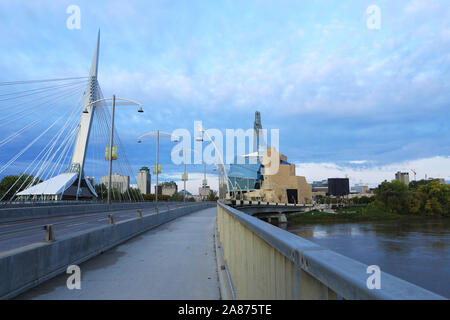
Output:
[[0, 199, 172, 209], [0, 202, 199, 245], [217, 201, 445, 300], [227, 199, 313, 207]]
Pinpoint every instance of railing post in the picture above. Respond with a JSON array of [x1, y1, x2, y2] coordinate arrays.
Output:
[[156, 207, 159, 214], [137, 209, 143, 218], [44, 224, 54, 242], [109, 214, 114, 225]]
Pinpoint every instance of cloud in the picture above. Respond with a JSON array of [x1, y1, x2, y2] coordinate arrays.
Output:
[[0, 0, 449, 187], [348, 160, 368, 165], [296, 156, 450, 187], [404, 0, 439, 14]]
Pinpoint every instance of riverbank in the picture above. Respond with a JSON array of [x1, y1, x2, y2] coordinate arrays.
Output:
[[288, 207, 403, 223]]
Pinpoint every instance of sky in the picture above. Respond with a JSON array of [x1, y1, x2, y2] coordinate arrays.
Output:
[[0, 0, 449, 193]]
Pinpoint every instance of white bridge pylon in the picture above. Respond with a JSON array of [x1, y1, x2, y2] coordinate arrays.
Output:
[[17, 32, 102, 200]]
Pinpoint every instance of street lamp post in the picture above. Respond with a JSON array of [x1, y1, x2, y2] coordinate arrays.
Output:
[[156, 130, 159, 203], [137, 131, 178, 204], [181, 148, 198, 202], [81, 96, 143, 204], [197, 123, 230, 199], [183, 150, 186, 202], [107, 95, 116, 205]]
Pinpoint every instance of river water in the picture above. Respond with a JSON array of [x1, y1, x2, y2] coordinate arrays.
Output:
[[286, 218, 450, 298]]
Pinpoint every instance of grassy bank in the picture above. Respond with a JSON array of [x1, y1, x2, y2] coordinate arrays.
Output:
[[288, 207, 403, 223]]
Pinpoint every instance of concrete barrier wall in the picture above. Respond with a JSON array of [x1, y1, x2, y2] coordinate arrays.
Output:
[[0, 202, 186, 223], [217, 202, 445, 300], [0, 201, 101, 209], [0, 202, 215, 299]]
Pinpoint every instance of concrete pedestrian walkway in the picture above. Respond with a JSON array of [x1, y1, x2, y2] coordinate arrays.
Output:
[[17, 207, 220, 299]]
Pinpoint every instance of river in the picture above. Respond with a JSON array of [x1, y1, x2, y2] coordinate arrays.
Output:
[[285, 218, 450, 298]]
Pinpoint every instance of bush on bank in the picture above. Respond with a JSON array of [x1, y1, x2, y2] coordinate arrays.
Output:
[[368, 180, 449, 217]]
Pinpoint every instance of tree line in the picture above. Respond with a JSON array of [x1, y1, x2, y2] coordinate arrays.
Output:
[[368, 179, 449, 216], [0, 175, 220, 202], [0, 174, 41, 201]]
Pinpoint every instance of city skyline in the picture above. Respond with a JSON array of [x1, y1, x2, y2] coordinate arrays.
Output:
[[0, 0, 449, 194]]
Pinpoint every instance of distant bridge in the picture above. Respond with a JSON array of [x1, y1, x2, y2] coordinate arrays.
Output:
[[225, 199, 313, 223]]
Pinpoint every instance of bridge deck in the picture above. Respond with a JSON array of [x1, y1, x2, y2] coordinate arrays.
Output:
[[16, 207, 220, 300], [0, 206, 166, 252]]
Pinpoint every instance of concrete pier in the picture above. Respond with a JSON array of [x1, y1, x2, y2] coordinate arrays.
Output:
[[16, 207, 220, 300]]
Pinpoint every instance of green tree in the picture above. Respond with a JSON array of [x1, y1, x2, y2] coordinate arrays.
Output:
[[408, 192, 422, 214], [373, 180, 411, 214], [417, 181, 449, 216], [169, 192, 185, 202], [314, 195, 325, 204], [369, 179, 449, 216], [94, 183, 107, 200], [409, 179, 443, 191], [121, 188, 142, 201], [0, 174, 41, 201], [206, 190, 219, 202]]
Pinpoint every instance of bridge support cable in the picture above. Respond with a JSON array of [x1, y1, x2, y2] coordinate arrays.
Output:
[[0, 73, 143, 203], [91, 101, 117, 201], [108, 110, 144, 202], [0, 87, 86, 151], [0, 79, 89, 103], [32, 96, 84, 182], [0, 80, 87, 201], [0, 81, 88, 123], [0, 109, 80, 200], [0, 76, 88, 86], [91, 90, 143, 202], [2, 104, 82, 202], [85, 98, 109, 201], [55, 129, 80, 201], [84, 91, 117, 201], [95, 86, 144, 202], [0, 125, 79, 202], [95, 87, 144, 202], [46, 126, 79, 180], [19, 125, 79, 201], [96, 106, 126, 202], [20, 94, 83, 184], [0, 112, 71, 177], [0, 83, 87, 146], [89, 104, 104, 201]]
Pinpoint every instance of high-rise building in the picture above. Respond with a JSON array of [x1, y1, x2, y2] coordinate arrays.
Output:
[[156, 181, 178, 196], [312, 180, 328, 188], [137, 167, 151, 194], [100, 173, 130, 193], [327, 178, 350, 196], [253, 111, 265, 155], [395, 171, 410, 185], [199, 163, 211, 200], [227, 112, 312, 204], [352, 184, 369, 194], [199, 185, 211, 200]]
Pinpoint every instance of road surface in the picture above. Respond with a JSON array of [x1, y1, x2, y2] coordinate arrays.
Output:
[[0, 204, 190, 252]]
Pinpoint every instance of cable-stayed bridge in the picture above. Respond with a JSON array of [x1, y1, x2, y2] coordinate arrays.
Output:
[[0, 32, 444, 301], [0, 31, 142, 203]]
